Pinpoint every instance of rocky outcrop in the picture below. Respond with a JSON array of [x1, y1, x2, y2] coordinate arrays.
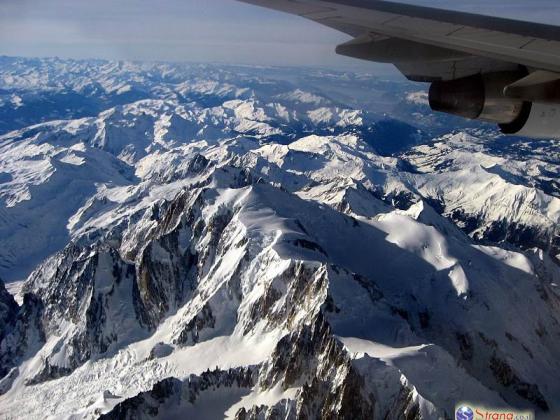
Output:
[[0, 293, 44, 381], [100, 368, 256, 420], [262, 315, 377, 420], [0, 279, 18, 343]]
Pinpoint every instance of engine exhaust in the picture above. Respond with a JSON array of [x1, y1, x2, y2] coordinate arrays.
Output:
[[429, 72, 528, 126]]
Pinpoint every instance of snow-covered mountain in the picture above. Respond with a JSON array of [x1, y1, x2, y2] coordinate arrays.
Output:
[[0, 57, 559, 419]]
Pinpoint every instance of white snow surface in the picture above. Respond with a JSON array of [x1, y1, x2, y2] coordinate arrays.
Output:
[[0, 57, 559, 419]]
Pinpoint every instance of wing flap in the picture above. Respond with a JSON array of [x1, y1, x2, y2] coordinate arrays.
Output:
[[336, 34, 470, 64], [450, 28, 532, 49]]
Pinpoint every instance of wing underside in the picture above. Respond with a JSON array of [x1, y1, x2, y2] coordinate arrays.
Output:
[[239, 0, 560, 81]]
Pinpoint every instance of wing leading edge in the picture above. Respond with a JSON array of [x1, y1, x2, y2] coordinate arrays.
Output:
[[238, 0, 560, 81]]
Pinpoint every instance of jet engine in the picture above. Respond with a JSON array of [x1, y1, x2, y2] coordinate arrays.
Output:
[[429, 72, 560, 138]]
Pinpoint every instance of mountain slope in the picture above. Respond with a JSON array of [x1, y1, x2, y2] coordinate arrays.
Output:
[[0, 57, 559, 419], [1, 155, 559, 418]]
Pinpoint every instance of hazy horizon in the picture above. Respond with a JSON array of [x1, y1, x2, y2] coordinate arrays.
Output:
[[1, 0, 559, 73]]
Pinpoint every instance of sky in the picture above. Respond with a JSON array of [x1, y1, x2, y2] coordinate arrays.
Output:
[[1, 0, 559, 72]]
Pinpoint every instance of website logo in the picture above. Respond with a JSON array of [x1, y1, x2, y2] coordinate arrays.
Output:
[[455, 403, 533, 420], [456, 406, 474, 420]]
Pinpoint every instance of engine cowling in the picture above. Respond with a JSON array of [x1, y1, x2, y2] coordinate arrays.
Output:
[[504, 102, 560, 138], [428, 72, 560, 138]]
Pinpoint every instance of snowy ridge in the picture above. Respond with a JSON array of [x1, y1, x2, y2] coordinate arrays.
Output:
[[0, 57, 559, 419], [0, 152, 559, 418]]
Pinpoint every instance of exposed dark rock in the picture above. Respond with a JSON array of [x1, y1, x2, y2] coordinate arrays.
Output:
[[262, 315, 376, 420], [352, 273, 383, 303], [456, 332, 474, 361], [100, 367, 256, 420], [291, 239, 328, 257], [149, 342, 174, 359], [418, 310, 430, 329], [0, 293, 45, 381], [174, 304, 216, 346], [0, 278, 18, 343], [489, 356, 549, 411], [26, 361, 74, 386]]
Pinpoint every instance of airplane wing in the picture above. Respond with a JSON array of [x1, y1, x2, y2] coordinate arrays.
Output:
[[238, 0, 560, 82]]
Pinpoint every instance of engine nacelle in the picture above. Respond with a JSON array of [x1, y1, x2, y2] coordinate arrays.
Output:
[[505, 102, 560, 138], [428, 72, 560, 138]]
